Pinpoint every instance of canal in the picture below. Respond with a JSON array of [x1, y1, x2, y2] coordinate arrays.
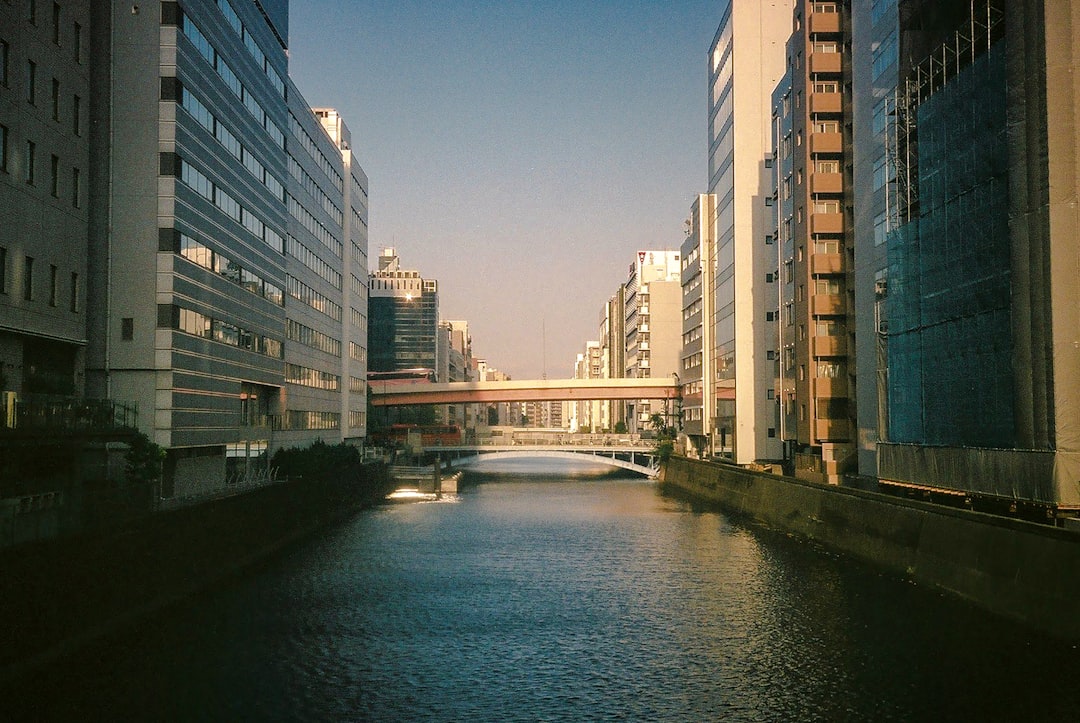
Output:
[[11, 460, 1080, 721]]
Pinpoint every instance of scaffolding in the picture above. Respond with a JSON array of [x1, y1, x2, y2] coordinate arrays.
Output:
[[884, 0, 1012, 448], [887, 0, 1005, 228]]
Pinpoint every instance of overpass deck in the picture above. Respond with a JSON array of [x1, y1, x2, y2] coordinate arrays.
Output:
[[370, 377, 680, 406]]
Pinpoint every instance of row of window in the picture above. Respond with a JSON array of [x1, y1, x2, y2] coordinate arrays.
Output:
[[5, 53, 82, 137], [288, 111, 343, 193], [350, 306, 367, 332], [349, 341, 366, 364], [286, 274, 341, 322], [285, 234, 341, 289], [177, 233, 284, 306], [288, 193, 342, 258], [286, 318, 341, 357], [349, 376, 365, 394], [285, 363, 339, 391], [180, 89, 284, 202], [179, 14, 285, 151], [8, 2, 82, 61], [214, 0, 286, 98], [0, 246, 79, 310], [0, 125, 82, 206], [173, 306, 284, 358], [179, 158, 284, 254], [285, 410, 340, 431], [289, 156, 343, 226]]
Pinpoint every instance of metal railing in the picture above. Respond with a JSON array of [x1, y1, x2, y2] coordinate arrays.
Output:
[[4, 396, 138, 433]]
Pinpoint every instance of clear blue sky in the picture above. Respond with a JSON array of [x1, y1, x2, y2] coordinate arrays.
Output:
[[288, 1, 723, 379]]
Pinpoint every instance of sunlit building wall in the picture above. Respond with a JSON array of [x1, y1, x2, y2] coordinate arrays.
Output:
[[85, 1, 364, 498], [679, 194, 717, 456], [624, 250, 680, 432], [707, 0, 790, 463]]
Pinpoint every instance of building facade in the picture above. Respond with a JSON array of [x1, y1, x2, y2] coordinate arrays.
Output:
[[706, 0, 790, 463], [0, 0, 91, 401], [774, 0, 855, 484], [368, 247, 439, 377], [623, 250, 681, 433], [679, 194, 717, 455], [83, 0, 365, 498], [868, 0, 1080, 512]]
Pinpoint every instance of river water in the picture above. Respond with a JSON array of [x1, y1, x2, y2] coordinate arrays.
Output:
[[13, 460, 1080, 721]]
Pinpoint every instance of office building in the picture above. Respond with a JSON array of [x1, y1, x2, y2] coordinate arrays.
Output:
[[706, 0, 790, 462], [84, 1, 366, 498], [0, 0, 91, 400], [368, 247, 439, 378], [679, 194, 717, 456]]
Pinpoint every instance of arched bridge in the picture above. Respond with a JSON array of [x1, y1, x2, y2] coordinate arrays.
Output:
[[433, 439, 662, 478]]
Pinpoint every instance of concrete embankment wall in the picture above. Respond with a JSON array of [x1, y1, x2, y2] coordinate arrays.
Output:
[[0, 465, 392, 685], [662, 457, 1080, 640]]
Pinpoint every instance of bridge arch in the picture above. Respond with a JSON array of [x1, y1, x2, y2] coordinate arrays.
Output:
[[446, 449, 659, 478]]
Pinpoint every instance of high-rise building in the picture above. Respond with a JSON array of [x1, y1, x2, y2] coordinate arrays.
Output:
[[83, 1, 365, 498], [368, 247, 439, 377], [706, 1, 790, 462], [0, 0, 91, 400], [571, 341, 603, 433], [679, 194, 717, 456], [599, 288, 625, 431], [771, 0, 855, 484], [624, 250, 681, 432], [861, 0, 1080, 511]]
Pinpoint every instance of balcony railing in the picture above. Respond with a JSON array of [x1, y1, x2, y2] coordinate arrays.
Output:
[[5, 396, 138, 433]]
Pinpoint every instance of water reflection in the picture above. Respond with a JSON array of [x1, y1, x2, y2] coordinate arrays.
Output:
[[7, 466, 1080, 721]]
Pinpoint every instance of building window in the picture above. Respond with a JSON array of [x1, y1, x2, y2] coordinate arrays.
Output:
[[767, 428, 776, 438], [49, 264, 57, 306], [51, 77, 59, 120], [49, 154, 58, 196], [72, 95, 80, 135], [70, 271, 78, 312], [26, 60, 35, 104], [0, 124, 7, 172], [73, 22, 81, 63], [23, 256, 33, 301], [52, 3, 60, 44], [121, 317, 134, 341], [71, 166, 80, 207], [28, 0, 37, 24], [0, 38, 8, 87], [25, 140, 35, 184], [0, 247, 6, 294]]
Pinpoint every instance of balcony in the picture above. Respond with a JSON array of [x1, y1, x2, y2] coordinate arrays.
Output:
[[812, 335, 846, 357], [810, 92, 842, 115], [810, 52, 842, 75], [810, 132, 843, 154], [811, 253, 843, 275], [811, 212, 844, 234], [810, 12, 841, 35], [812, 293, 845, 316], [814, 376, 849, 398], [814, 418, 851, 442], [810, 172, 843, 194]]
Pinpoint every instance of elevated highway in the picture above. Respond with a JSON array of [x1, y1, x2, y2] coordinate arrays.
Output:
[[369, 377, 680, 406]]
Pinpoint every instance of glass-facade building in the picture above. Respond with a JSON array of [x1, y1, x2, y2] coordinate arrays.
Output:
[[87, 0, 366, 498]]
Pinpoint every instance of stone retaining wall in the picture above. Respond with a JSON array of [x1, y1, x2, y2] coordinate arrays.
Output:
[[661, 456, 1080, 640]]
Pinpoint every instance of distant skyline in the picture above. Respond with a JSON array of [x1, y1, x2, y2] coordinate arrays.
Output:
[[288, 1, 725, 379]]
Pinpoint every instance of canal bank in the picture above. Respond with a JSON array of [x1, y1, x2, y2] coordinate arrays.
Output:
[[661, 456, 1080, 640], [0, 463, 393, 685]]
